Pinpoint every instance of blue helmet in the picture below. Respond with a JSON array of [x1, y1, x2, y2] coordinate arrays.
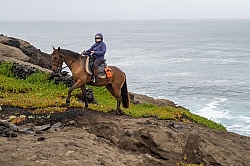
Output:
[[95, 33, 103, 40]]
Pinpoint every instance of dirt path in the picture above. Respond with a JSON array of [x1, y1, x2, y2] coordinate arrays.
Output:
[[1, 108, 250, 166]]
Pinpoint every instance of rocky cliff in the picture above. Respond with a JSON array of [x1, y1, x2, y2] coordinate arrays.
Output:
[[0, 34, 51, 70]]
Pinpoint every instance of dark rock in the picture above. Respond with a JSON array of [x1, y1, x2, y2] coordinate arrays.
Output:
[[49, 71, 74, 87], [0, 120, 19, 131], [35, 130, 44, 134], [66, 120, 77, 126], [0, 120, 19, 137], [34, 124, 51, 131], [51, 122, 63, 129], [7, 38, 20, 48], [144, 120, 152, 125], [61, 71, 69, 76], [11, 62, 38, 79], [19, 128, 35, 135], [37, 137, 46, 141], [167, 122, 175, 128]]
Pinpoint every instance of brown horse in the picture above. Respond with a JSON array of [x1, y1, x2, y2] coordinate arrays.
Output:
[[51, 47, 129, 114]]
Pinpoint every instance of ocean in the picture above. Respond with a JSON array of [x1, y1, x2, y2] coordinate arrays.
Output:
[[1, 19, 250, 136]]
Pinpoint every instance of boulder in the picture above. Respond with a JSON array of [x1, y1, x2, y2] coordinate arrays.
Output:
[[0, 43, 30, 61]]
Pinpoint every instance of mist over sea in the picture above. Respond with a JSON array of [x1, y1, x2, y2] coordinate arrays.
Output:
[[1, 19, 250, 136]]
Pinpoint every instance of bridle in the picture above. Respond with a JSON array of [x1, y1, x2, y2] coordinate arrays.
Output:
[[52, 52, 81, 72], [52, 53, 64, 72]]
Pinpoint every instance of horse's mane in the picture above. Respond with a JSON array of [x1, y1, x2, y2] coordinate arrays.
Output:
[[61, 49, 81, 59]]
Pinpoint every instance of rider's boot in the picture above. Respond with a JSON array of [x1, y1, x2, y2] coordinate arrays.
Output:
[[91, 76, 96, 83], [93, 66, 99, 83]]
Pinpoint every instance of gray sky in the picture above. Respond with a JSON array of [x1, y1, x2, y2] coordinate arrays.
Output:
[[1, 0, 250, 20]]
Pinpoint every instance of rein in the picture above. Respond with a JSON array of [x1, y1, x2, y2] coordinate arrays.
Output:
[[54, 53, 82, 71], [64, 55, 82, 69]]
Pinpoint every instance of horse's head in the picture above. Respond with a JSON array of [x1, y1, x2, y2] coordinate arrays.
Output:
[[51, 46, 64, 72]]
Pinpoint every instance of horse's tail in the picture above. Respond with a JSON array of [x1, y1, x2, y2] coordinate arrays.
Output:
[[121, 75, 129, 108]]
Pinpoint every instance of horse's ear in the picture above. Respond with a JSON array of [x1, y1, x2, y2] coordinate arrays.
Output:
[[52, 46, 55, 50], [58, 47, 60, 52]]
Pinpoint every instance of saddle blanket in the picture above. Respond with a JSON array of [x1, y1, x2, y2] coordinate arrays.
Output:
[[85, 56, 111, 79]]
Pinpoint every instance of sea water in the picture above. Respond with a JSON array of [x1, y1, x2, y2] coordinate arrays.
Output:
[[1, 19, 250, 136]]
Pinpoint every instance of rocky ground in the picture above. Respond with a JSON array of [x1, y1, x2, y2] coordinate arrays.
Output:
[[0, 35, 250, 166], [0, 107, 250, 166]]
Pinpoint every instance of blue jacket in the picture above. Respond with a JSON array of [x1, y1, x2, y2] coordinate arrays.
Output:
[[86, 33, 106, 60]]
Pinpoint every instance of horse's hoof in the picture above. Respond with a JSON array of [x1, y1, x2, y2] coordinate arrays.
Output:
[[62, 103, 69, 107], [116, 110, 123, 116], [66, 100, 70, 104], [63, 101, 70, 107]]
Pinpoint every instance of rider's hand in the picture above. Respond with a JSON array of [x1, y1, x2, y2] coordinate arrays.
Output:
[[90, 51, 94, 55]]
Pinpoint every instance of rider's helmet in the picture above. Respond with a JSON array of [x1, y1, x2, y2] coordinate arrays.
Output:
[[95, 33, 103, 41]]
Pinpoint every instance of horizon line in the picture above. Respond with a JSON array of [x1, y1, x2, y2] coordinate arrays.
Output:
[[1, 18, 250, 22]]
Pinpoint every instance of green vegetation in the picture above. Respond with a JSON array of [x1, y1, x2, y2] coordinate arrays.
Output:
[[0, 62, 226, 131]]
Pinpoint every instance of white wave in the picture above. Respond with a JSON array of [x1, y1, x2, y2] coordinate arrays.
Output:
[[167, 57, 192, 63], [227, 121, 250, 137], [196, 98, 229, 121], [212, 50, 223, 54], [213, 80, 232, 83], [196, 98, 250, 136], [217, 59, 245, 64], [164, 72, 191, 77]]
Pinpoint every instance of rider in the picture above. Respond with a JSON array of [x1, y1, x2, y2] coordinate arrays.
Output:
[[82, 33, 107, 83]]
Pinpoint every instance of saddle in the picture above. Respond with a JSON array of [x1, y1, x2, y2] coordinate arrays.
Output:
[[85, 56, 112, 79]]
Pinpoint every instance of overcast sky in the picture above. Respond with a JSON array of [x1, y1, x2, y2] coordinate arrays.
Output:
[[0, 0, 250, 20]]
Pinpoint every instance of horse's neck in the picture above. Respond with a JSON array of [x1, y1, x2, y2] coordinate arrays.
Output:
[[64, 58, 73, 69], [64, 56, 86, 71], [63, 56, 75, 71]]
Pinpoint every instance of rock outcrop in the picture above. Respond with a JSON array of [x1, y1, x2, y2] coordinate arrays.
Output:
[[0, 34, 51, 69]]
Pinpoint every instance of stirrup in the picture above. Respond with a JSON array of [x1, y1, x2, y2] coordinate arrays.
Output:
[[91, 77, 96, 83]]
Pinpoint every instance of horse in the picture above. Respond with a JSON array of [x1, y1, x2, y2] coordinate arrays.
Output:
[[51, 47, 129, 114]]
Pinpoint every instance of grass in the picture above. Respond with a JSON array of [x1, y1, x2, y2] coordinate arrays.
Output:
[[0, 62, 226, 131]]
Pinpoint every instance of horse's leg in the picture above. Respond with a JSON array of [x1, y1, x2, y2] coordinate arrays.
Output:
[[65, 80, 84, 106], [66, 87, 73, 106], [116, 97, 122, 115], [80, 85, 88, 109], [106, 84, 122, 115]]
